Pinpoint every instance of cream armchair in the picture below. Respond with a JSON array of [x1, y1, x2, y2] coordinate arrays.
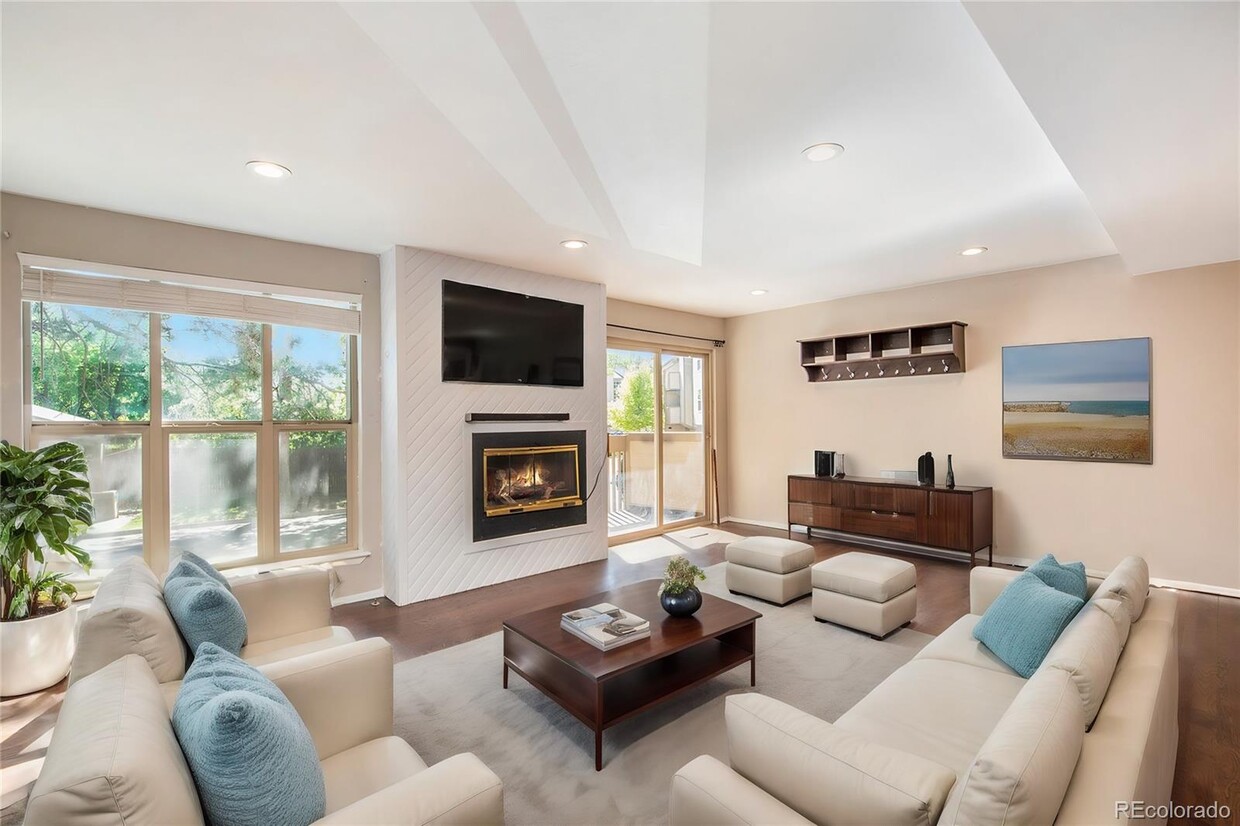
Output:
[[26, 638, 505, 825], [70, 557, 356, 684]]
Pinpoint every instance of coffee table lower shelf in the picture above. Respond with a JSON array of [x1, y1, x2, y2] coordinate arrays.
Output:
[[502, 625, 756, 770]]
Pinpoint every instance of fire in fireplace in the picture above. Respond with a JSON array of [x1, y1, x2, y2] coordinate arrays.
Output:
[[471, 430, 588, 542], [483, 445, 582, 516]]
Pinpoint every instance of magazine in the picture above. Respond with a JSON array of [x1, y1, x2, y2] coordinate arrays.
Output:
[[561, 602, 650, 651]]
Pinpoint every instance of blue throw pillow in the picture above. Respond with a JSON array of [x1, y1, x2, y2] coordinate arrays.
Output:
[[1026, 553, 1087, 601], [164, 563, 247, 658], [973, 571, 1084, 678], [173, 643, 325, 826], [173, 551, 233, 592]]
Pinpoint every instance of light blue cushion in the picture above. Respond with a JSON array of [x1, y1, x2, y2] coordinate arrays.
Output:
[[173, 643, 325, 826], [164, 562, 247, 658], [1026, 553, 1088, 601], [173, 551, 233, 592], [973, 571, 1084, 678]]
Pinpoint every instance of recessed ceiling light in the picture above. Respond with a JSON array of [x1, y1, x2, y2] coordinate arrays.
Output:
[[560, 239, 588, 250], [802, 142, 845, 162], [750, 289, 768, 296], [246, 160, 292, 179], [959, 246, 988, 256]]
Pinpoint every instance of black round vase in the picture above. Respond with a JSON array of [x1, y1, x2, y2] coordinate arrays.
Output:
[[660, 586, 702, 618]]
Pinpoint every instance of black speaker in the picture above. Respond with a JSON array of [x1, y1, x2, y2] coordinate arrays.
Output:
[[814, 450, 835, 477]]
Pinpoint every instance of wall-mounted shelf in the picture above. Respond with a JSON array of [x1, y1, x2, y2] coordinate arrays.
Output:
[[465, 412, 571, 423], [798, 322, 966, 383]]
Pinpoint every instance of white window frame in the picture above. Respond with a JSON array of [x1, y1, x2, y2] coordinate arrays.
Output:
[[22, 274, 360, 577]]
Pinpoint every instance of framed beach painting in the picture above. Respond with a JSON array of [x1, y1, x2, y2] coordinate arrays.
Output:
[[1002, 338, 1151, 463]]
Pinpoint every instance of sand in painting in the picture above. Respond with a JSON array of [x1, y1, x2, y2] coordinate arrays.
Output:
[[1003, 407, 1151, 461]]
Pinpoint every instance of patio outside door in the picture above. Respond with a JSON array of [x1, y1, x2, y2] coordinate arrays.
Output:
[[606, 344, 710, 541]]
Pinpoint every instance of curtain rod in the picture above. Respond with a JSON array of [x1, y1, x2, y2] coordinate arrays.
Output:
[[606, 323, 725, 347]]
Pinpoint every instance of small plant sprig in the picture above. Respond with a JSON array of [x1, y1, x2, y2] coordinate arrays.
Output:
[[659, 556, 706, 596]]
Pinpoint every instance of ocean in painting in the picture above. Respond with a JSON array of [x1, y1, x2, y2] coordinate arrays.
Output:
[[1063, 400, 1150, 417]]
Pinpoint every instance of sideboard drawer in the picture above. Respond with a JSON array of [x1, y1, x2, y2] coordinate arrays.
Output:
[[789, 502, 840, 529], [788, 477, 834, 505], [841, 509, 922, 543], [842, 484, 896, 512]]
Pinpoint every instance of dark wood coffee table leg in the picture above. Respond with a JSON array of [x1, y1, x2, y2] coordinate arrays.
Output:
[[502, 662, 508, 688], [594, 683, 604, 771], [751, 655, 756, 686]]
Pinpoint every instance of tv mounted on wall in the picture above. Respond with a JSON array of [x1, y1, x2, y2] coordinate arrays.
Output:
[[442, 280, 585, 387]]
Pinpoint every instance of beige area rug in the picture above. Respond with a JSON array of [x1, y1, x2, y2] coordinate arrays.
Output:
[[665, 526, 744, 550], [610, 536, 687, 564], [392, 563, 931, 825]]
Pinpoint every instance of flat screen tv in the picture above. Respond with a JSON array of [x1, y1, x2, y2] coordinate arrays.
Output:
[[442, 280, 585, 387]]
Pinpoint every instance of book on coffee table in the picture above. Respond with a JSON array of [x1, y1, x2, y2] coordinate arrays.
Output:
[[561, 603, 650, 650]]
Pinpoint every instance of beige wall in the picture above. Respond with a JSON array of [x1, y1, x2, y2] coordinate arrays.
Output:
[[724, 255, 1240, 589], [0, 194, 383, 599], [605, 298, 729, 517]]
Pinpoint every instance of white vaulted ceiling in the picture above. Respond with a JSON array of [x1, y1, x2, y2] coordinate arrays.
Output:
[[2, 2, 1235, 316]]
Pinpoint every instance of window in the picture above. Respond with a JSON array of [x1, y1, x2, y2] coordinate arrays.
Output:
[[26, 285, 359, 573]]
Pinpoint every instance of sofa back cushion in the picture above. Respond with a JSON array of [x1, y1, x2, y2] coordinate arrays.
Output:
[[1045, 597, 1130, 728], [164, 560, 248, 658], [1094, 556, 1150, 621], [973, 571, 1084, 678], [173, 643, 326, 826], [25, 654, 204, 826], [70, 557, 187, 684], [940, 668, 1085, 826]]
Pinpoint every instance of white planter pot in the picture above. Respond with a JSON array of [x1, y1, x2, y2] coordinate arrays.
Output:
[[0, 606, 77, 697]]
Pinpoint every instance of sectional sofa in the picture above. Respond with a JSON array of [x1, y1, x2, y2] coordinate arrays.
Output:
[[671, 558, 1177, 826]]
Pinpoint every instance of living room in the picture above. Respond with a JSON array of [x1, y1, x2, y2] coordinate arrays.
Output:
[[0, 2, 1237, 825]]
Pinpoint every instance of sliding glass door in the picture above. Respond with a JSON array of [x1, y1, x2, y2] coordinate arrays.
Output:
[[660, 352, 707, 526], [606, 344, 710, 540]]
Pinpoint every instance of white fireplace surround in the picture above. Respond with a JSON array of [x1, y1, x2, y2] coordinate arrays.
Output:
[[379, 246, 608, 605]]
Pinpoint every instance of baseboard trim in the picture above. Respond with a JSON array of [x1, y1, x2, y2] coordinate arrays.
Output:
[[331, 588, 385, 607], [721, 518, 1240, 599], [724, 516, 804, 533]]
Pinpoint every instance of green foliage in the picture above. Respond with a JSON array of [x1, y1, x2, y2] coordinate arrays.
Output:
[[30, 303, 351, 426], [162, 316, 263, 421], [608, 366, 655, 432], [0, 441, 94, 620], [30, 303, 150, 421], [659, 556, 706, 596]]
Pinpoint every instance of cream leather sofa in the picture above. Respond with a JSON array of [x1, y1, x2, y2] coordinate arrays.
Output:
[[671, 560, 1178, 826], [70, 557, 357, 685], [25, 638, 505, 825]]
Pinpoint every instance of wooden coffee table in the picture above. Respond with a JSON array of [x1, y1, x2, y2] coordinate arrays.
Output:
[[502, 579, 761, 770]]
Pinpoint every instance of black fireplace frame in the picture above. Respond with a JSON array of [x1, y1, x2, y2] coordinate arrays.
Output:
[[471, 430, 588, 542]]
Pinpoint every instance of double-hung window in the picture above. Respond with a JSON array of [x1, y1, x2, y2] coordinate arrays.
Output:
[[20, 255, 361, 575]]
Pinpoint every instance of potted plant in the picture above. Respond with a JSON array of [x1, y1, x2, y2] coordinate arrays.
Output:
[[658, 556, 706, 617], [0, 441, 93, 696]]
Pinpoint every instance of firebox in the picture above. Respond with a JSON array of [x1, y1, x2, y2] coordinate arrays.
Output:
[[471, 430, 588, 542]]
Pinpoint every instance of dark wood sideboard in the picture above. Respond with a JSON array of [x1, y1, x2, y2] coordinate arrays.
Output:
[[788, 475, 993, 566]]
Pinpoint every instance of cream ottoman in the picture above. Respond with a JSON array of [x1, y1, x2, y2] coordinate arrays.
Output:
[[812, 552, 917, 639], [725, 536, 814, 605]]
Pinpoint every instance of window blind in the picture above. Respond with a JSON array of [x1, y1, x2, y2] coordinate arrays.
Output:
[[18, 254, 361, 335]]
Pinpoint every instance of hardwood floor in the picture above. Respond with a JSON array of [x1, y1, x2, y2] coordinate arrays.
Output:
[[2, 521, 1236, 823], [1171, 590, 1240, 821], [332, 522, 975, 662]]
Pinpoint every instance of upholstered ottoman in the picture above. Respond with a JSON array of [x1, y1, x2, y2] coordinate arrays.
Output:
[[812, 552, 917, 639], [725, 536, 814, 605]]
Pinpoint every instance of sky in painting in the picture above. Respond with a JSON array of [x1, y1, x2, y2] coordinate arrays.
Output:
[[1003, 339, 1150, 402]]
